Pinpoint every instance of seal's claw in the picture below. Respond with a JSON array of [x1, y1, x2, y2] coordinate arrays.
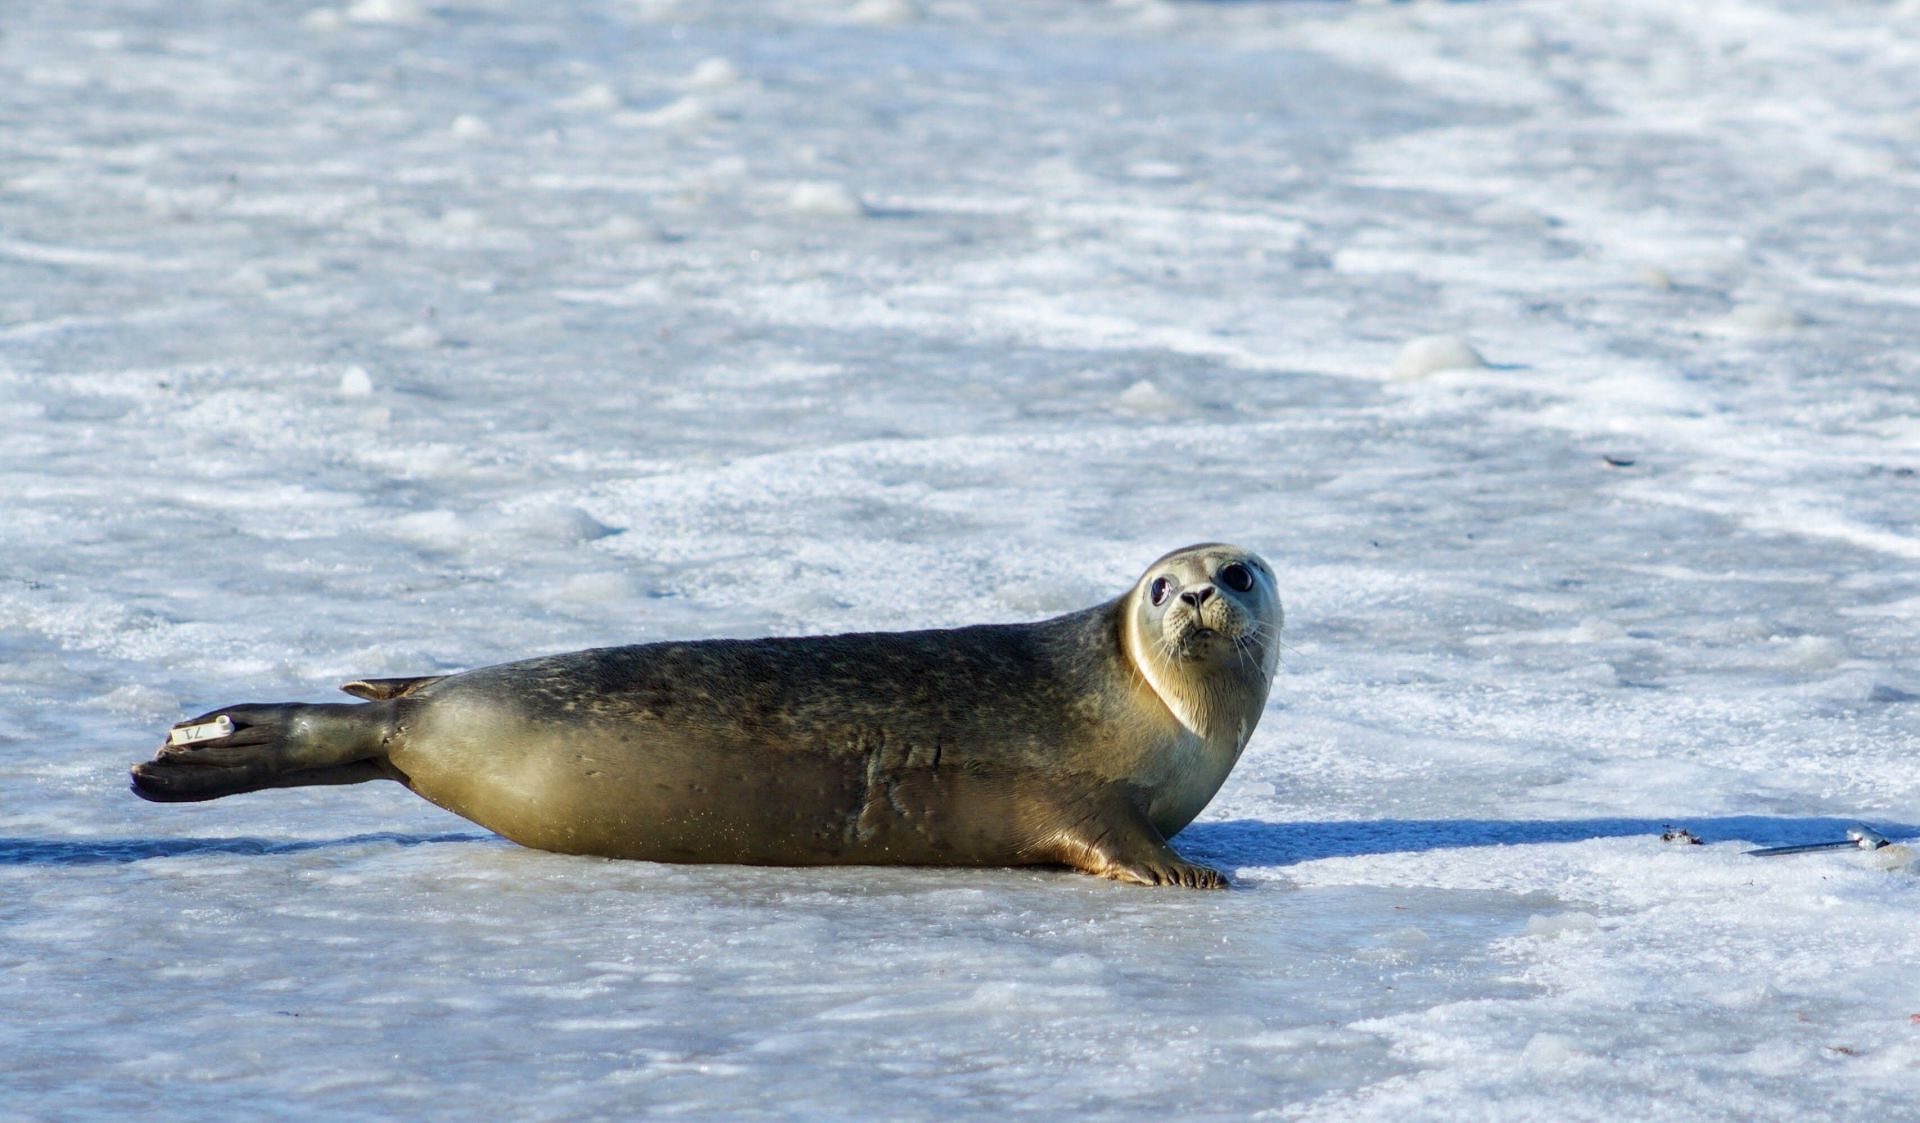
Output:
[[1153, 859, 1229, 889], [1048, 789, 1230, 889], [1094, 857, 1228, 889], [1179, 862, 1230, 890]]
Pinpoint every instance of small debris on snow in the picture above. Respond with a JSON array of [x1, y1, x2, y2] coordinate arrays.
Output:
[[621, 95, 709, 129], [1522, 1033, 1589, 1069], [1488, 20, 1545, 52], [549, 572, 638, 605], [1116, 379, 1180, 414], [386, 324, 442, 349], [1390, 334, 1488, 380], [338, 366, 374, 397], [686, 58, 740, 90], [389, 509, 472, 552], [705, 155, 749, 181], [847, 0, 918, 25], [1712, 301, 1806, 336], [1127, 2, 1182, 31], [582, 215, 654, 243], [1472, 199, 1554, 229], [1568, 661, 1621, 687], [345, 0, 429, 24], [558, 84, 622, 112], [1524, 912, 1600, 938], [1125, 160, 1186, 181], [786, 181, 866, 217], [1570, 618, 1629, 643], [301, 7, 348, 31], [1759, 634, 1847, 671], [507, 504, 619, 544]]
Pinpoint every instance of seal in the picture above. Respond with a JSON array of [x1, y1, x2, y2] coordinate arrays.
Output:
[[131, 543, 1282, 888]]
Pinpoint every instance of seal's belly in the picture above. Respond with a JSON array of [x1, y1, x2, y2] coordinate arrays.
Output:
[[387, 700, 1044, 866]]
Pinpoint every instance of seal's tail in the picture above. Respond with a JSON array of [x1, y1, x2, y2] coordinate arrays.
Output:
[[130, 701, 397, 803]]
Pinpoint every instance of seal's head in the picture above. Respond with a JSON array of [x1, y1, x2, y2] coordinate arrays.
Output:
[[1124, 543, 1283, 736]]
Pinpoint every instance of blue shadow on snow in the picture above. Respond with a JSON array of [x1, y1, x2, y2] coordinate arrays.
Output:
[[6, 818, 1909, 868], [0, 831, 491, 866], [1180, 816, 1919, 868]]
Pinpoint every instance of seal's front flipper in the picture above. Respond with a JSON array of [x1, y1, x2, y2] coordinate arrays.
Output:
[[1039, 790, 1229, 889], [130, 702, 397, 803]]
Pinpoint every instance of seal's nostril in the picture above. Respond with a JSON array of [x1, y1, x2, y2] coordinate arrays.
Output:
[[1179, 586, 1214, 608]]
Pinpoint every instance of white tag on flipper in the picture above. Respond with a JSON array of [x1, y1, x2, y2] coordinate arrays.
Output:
[[167, 715, 235, 746]]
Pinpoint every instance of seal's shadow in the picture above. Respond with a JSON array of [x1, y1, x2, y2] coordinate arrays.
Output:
[[1180, 816, 1920, 868], [10, 818, 1907, 870], [0, 831, 490, 866]]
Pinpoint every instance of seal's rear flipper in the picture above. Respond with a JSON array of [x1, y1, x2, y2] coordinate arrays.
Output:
[[131, 758, 389, 802], [340, 675, 444, 701], [130, 702, 397, 803]]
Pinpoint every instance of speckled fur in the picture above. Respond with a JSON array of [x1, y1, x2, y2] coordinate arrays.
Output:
[[132, 544, 1282, 887]]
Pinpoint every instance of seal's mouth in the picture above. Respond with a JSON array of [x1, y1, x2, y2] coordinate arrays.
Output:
[[1167, 619, 1236, 657]]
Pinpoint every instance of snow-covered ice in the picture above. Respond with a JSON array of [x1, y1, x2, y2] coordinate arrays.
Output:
[[4, 0, 1919, 1118]]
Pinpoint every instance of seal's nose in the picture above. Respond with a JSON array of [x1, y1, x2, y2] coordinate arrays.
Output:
[[1179, 586, 1214, 608]]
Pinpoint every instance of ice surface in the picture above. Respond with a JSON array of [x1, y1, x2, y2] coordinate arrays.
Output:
[[3, 0, 1919, 1119]]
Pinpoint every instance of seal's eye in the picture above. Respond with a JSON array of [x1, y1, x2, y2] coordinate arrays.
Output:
[[1149, 576, 1174, 607], [1219, 562, 1255, 593]]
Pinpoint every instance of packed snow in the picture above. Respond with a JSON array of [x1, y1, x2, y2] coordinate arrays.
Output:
[[4, 0, 1919, 1118]]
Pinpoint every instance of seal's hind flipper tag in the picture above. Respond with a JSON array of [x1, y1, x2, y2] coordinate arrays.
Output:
[[167, 715, 235, 746]]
